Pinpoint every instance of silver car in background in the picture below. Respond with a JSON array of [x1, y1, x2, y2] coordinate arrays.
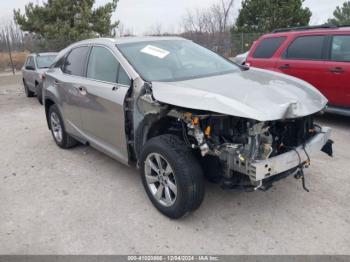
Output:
[[43, 37, 333, 219], [22, 52, 57, 104]]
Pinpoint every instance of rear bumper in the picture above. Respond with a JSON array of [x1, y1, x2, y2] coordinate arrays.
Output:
[[249, 127, 332, 181]]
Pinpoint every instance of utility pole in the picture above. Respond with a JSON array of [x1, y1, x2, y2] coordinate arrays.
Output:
[[5, 33, 15, 75]]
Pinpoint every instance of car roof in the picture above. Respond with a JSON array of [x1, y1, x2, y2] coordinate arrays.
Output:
[[29, 52, 58, 57], [75, 36, 188, 46], [262, 26, 350, 38]]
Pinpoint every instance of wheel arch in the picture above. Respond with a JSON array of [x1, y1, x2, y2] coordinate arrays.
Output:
[[134, 115, 183, 162], [44, 98, 55, 129]]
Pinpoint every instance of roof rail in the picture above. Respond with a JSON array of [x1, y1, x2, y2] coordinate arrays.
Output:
[[272, 24, 343, 33]]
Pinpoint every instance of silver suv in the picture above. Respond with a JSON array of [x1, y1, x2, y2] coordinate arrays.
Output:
[[43, 37, 333, 218], [22, 52, 57, 104]]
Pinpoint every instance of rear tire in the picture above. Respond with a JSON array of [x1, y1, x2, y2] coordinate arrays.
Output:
[[36, 83, 43, 105], [23, 80, 35, 97], [48, 104, 78, 149], [140, 134, 205, 219]]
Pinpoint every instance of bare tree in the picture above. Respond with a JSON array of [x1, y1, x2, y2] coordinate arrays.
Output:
[[115, 22, 135, 37], [181, 0, 235, 54], [0, 18, 25, 52], [182, 0, 235, 34]]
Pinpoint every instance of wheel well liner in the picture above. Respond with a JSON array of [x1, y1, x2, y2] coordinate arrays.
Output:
[[134, 116, 181, 161]]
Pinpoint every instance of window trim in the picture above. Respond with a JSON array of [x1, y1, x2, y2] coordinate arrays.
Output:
[[252, 36, 287, 59], [328, 35, 350, 63], [282, 35, 328, 61], [85, 44, 132, 87]]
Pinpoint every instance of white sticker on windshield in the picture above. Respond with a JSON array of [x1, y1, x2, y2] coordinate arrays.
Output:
[[140, 45, 170, 59]]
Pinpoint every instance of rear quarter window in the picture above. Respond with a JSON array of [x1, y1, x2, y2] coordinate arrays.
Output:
[[331, 35, 350, 62], [252, 37, 286, 58]]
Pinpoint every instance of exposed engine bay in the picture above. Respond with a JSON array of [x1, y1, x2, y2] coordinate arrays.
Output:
[[133, 79, 332, 192], [160, 109, 332, 191]]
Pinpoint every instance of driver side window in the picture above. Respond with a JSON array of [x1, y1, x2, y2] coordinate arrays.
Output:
[[87, 46, 119, 83]]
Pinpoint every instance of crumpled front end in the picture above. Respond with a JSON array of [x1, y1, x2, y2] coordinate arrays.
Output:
[[174, 110, 333, 191]]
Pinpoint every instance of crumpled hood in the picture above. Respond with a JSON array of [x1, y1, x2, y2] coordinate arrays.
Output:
[[151, 67, 328, 121]]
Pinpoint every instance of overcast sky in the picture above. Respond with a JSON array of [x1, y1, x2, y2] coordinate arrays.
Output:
[[0, 0, 346, 35]]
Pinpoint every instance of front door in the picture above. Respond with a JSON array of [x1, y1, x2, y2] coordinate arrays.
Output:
[[80, 45, 131, 164]]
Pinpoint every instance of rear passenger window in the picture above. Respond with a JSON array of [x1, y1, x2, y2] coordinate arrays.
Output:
[[331, 35, 350, 62], [118, 66, 131, 86], [87, 46, 119, 83], [285, 36, 326, 60], [63, 46, 89, 76], [253, 37, 286, 58]]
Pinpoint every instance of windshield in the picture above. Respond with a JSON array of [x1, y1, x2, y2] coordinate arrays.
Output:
[[117, 40, 238, 82], [36, 55, 57, 69]]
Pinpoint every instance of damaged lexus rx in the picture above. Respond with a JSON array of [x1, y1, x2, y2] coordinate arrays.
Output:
[[43, 37, 333, 218]]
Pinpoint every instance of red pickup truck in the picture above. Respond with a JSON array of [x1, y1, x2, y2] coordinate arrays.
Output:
[[246, 25, 350, 116]]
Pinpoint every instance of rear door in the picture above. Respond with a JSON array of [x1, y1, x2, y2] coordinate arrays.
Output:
[[246, 36, 287, 70], [80, 45, 131, 164], [324, 35, 350, 107], [275, 35, 329, 99], [49, 46, 90, 137]]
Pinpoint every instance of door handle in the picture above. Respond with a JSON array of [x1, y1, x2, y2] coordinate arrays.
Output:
[[112, 85, 119, 91], [279, 64, 291, 70], [329, 67, 344, 73], [78, 86, 87, 95], [53, 80, 60, 86]]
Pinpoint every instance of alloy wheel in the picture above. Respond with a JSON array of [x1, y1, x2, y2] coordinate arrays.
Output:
[[50, 112, 63, 143], [144, 153, 177, 207]]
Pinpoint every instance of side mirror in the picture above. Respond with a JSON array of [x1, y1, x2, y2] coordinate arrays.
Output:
[[25, 65, 35, 70]]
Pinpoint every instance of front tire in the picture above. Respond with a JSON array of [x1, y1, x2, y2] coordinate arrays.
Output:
[[140, 135, 205, 219], [48, 104, 78, 149]]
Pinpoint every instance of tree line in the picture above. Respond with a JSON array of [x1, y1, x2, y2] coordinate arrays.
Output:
[[1, 0, 350, 54]]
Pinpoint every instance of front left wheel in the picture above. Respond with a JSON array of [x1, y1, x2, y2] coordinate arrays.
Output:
[[140, 134, 205, 219]]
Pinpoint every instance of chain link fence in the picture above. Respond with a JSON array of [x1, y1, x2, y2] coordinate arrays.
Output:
[[0, 32, 265, 73]]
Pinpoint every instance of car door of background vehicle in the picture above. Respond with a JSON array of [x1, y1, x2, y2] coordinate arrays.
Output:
[[23, 56, 36, 91], [324, 34, 350, 107], [54, 45, 90, 137], [275, 35, 331, 100], [80, 45, 131, 164]]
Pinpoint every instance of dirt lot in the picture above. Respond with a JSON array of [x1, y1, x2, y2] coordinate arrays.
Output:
[[0, 74, 349, 255]]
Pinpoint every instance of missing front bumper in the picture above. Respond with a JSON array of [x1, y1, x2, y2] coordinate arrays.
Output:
[[247, 127, 332, 182]]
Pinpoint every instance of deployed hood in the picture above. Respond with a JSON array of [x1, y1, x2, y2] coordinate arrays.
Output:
[[151, 68, 328, 121]]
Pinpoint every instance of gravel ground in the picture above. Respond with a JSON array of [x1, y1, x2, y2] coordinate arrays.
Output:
[[0, 74, 349, 255]]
